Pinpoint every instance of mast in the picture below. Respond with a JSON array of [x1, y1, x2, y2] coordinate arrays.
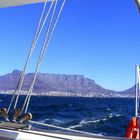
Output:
[[0, 0, 53, 8], [135, 65, 139, 117], [134, 0, 140, 117]]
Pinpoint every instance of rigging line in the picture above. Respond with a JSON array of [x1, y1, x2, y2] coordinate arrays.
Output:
[[12, 0, 49, 111], [135, 64, 140, 117], [137, 65, 140, 116], [14, 0, 55, 110], [32, 0, 55, 50], [30, 120, 99, 137], [21, 0, 58, 114], [136, 65, 139, 117], [21, 0, 56, 113], [8, 0, 49, 113], [24, 0, 65, 114], [7, 75, 23, 113]]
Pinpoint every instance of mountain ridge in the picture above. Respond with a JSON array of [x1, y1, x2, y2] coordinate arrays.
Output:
[[0, 70, 134, 97]]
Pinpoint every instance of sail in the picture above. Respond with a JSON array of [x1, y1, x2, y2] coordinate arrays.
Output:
[[0, 0, 52, 8], [135, 0, 140, 12]]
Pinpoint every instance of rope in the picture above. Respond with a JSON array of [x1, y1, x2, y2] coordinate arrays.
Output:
[[21, 0, 54, 113], [30, 120, 99, 137], [32, 0, 55, 49], [25, 0, 58, 113], [17, 0, 55, 111], [21, 0, 58, 114], [7, 80, 21, 113], [137, 65, 140, 116], [135, 65, 140, 117], [7, 0, 51, 113], [24, 0, 66, 114], [8, 0, 49, 113], [13, 0, 49, 110]]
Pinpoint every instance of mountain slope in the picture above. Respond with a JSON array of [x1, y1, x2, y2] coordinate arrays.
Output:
[[120, 86, 135, 97], [0, 70, 114, 94]]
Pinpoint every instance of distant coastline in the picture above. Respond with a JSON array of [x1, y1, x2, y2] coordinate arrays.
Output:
[[0, 70, 135, 98], [0, 90, 134, 98]]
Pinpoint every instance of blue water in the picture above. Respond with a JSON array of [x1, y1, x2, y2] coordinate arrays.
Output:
[[0, 94, 135, 137]]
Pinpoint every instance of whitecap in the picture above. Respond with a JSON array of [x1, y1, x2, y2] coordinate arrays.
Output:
[[52, 119, 64, 124], [69, 114, 123, 129], [108, 113, 122, 119], [69, 119, 102, 129], [106, 108, 111, 111], [39, 118, 64, 125], [102, 118, 107, 121], [39, 119, 49, 123]]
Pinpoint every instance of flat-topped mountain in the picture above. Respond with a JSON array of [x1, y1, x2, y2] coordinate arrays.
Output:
[[0, 70, 136, 97], [0, 70, 114, 95]]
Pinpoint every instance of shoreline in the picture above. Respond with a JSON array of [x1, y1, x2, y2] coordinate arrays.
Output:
[[0, 91, 134, 98]]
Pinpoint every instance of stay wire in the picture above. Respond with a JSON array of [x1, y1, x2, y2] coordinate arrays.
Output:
[[24, 0, 65, 114], [20, 0, 56, 114], [24, 0, 59, 114], [138, 68, 140, 117], [7, 0, 48, 113], [13, 0, 49, 110]]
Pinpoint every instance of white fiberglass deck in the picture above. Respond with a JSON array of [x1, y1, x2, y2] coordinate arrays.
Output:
[[0, 127, 129, 140]]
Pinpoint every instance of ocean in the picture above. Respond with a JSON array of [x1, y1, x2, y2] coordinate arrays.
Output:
[[0, 94, 135, 137]]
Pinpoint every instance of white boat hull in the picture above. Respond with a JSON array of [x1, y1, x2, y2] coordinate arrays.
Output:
[[0, 128, 128, 140]]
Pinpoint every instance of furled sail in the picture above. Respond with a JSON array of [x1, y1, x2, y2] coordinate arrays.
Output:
[[135, 0, 140, 12], [0, 0, 52, 8]]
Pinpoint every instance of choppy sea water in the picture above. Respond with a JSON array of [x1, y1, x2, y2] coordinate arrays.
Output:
[[0, 94, 135, 137]]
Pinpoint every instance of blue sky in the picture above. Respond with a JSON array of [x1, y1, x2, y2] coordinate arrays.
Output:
[[0, 0, 140, 91]]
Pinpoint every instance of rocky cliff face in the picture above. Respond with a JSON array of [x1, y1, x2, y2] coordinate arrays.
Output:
[[0, 70, 114, 94]]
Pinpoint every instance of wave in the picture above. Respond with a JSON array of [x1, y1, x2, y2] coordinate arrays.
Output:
[[108, 113, 123, 118], [39, 118, 64, 125], [106, 108, 111, 111], [52, 119, 64, 124], [69, 113, 123, 129], [39, 119, 50, 123]]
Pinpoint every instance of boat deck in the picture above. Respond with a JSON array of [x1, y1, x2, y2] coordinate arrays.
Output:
[[0, 126, 131, 140]]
